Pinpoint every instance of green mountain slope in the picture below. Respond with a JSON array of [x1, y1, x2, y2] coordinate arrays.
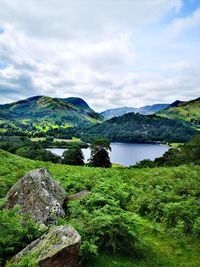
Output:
[[157, 97, 200, 128], [82, 112, 198, 142], [0, 96, 103, 136]]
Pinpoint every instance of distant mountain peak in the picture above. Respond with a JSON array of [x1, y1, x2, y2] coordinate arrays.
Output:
[[168, 100, 183, 108], [101, 103, 169, 120]]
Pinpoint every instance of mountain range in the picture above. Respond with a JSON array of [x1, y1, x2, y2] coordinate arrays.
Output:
[[0, 95, 199, 140], [100, 103, 169, 120]]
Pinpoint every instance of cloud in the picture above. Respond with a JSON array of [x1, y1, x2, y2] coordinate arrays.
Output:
[[0, 0, 182, 40], [0, 0, 199, 111], [0, 23, 135, 105], [167, 7, 200, 36]]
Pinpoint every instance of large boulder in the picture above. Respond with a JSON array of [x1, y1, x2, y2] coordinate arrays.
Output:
[[12, 225, 81, 267], [6, 168, 66, 225]]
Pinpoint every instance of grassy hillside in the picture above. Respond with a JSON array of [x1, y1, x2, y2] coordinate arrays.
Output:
[[0, 149, 200, 266], [0, 96, 103, 137], [157, 97, 200, 128], [82, 112, 197, 143]]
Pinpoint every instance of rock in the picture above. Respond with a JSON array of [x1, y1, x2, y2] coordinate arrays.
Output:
[[12, 225, 81, 267], [67, 190, 90, 201], [6, 168, 66, 225]]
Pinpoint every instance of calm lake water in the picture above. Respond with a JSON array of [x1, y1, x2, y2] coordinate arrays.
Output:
[[48, 143, 169, 166]]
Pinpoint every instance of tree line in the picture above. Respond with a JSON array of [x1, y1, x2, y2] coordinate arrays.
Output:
[[0, 137, 112, 168]]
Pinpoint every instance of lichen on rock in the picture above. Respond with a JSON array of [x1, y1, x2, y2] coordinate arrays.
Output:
[[11, 225, 81, 267], [6, 168, 66, 225]]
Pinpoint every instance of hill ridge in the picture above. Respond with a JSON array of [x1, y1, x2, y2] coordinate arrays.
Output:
[[0, 95, 103, 137], [157, 97, 200, 127]]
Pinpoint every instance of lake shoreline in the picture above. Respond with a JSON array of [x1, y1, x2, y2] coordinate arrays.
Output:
[[48, 143, 169, 167]]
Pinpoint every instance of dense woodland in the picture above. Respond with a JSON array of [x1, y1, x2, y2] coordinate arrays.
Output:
[[82, 113, 197, 143]]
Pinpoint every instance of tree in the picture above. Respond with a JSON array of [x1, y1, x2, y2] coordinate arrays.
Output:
[[62, 145, 84, 165], [89, 138, 111, 168]]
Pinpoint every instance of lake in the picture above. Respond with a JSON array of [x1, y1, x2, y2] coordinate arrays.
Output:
[[48, 142, 169, 166]]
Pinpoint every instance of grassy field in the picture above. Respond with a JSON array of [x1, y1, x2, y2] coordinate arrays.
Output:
[[30, 137, 81, 142], [87, 237, 200, 267], [167, 143, 183, 148], [0, 149, 200, 266]]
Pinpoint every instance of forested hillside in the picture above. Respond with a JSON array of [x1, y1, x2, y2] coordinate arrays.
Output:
[[82, 112, 197, 143]]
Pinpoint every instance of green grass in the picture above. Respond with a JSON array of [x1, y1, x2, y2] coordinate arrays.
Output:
[[112, 163, 125, 168], [168, 143, 183, 148], [88, 237, 200, 267], [0, 149, 200, 266], [30, 137, 46, 142], [53, 137, 81, 142], [30, 137, 81, 143]]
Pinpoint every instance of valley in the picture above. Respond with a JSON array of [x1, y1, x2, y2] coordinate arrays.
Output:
[[0, 96, 199, 143], [1, 1, 200, 266], [0, 95, 199, 267]]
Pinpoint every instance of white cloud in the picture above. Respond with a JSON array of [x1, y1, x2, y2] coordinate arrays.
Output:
[[0, 0, 199, 111], [0, 0, 182, 40], [167, 7, 200, 36], [0, 23, 135, 106]]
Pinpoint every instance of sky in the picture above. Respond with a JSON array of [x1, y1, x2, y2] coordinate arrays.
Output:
[[0, 0, 200, 111]]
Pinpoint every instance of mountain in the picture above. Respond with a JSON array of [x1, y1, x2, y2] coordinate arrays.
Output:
[[101, 103, 169, 119], [0, 96, 103, 136], [167, 100, 184, 108], [82, 112, 197, 143], [100, 107, 137, 120], [157, 97, 200, 128], [55, 97, 90, 109], [137, 103, 170, 114]]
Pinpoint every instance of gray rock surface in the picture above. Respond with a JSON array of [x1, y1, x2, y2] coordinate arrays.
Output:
[[6, 168, 66, 225], [12, 225, 81, 267], [67, 190, 90, 201]]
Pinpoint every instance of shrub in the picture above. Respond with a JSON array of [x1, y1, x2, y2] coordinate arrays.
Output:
[[59, 190, 143, 260], [0, 208, 45, 266], [192, 217, 200, 238]]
